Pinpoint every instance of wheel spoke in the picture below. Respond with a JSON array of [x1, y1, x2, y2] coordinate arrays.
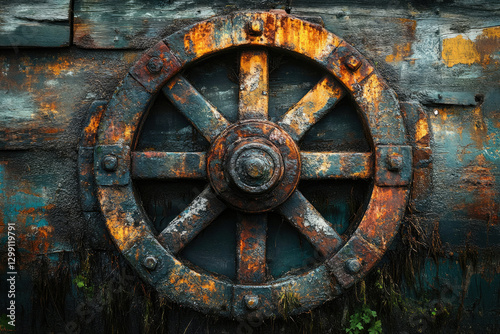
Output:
[[131, 151, 206, 179], [158, 186, 226, 253], [278, 76, 346, 142], [238, 50, 269, 120], [276, 191, 342, 257], [236, 213, 267, 284], [300, 152, 373, 180], [162, 75, 230, 142]]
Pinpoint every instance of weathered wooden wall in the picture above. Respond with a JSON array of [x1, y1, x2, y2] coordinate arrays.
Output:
[[0, 0, 499, 333]]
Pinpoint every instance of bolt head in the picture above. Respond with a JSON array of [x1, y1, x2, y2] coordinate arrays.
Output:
[[147, 56, 163, 73], [345, 55, 362, 71], [101, 155, 118, 172], [248, 20, 264, 36], [345, 258, 362, 274], [143, 256, 158, 270], [227, 141, 282, 195], [244, 156, 269, 179], [387, 152, 403, 171], [244, 295, 259, 310]]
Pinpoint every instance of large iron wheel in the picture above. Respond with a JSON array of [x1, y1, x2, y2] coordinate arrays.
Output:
[[93, 11, 411, 318]]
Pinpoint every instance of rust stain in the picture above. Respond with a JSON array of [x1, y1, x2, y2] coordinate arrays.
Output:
[[17, 225, 55, 266], [168, 261, 220, 303], [356, 186, 407, 250], [469, 104, 488, 149], [239, 50, 268, 120], [275, 15, 341, 61], [442, 26, 500, 67], [82, 103, 106, 146], [123, 51, 141, 65], [457, 154, 499, 224], [73, 18, 98, 48], [415, 113, 430, 147], [385, 19, 416, 63], [183, 18, 232, 59]]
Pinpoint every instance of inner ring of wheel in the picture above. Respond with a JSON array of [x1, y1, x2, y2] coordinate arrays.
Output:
[[207, 120, 300, 213]]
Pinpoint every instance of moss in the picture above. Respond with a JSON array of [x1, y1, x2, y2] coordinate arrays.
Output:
[[278, 289, 301, 319], [32, 254, 71, 331]]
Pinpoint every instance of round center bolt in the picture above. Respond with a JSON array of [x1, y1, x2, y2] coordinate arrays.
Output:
[[245, 156, 268, 179], [228, 142, 283, 194], [207, 120, 300, 213]]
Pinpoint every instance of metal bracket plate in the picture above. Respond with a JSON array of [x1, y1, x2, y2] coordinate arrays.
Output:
[[94, 145, 131, 186], [375, 145, 412, 186]]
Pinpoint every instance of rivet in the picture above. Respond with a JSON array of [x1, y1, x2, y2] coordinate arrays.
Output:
[[147, 56, 163, 73], [143, 256, 158, 270], [244, 295, 259, 310], [387, 152, 403, 172], [248, 20, 264, 36], [101, 155, 118, 172], [344, 55, 362, 71], [345, 258, 362, 274]]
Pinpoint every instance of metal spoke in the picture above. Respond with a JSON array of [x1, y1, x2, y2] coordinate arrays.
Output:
[[276, 191, 342, 257], [300, 152, 373, 180], [162, 75, 230, 142], [158, 186, 226, 253], [238, 50, 269, 120], [237, 213, 267, 284], [278, 76, 346, 142], [131, 151, 206, 179]]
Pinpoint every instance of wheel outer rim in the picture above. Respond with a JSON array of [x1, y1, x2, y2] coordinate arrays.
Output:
[[94, 11, 411, 318]]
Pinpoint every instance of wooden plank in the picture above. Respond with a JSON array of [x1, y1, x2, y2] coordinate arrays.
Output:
[[291, 4, 500, 105], [0, 50, 140, 150], [0, 0, 71, 48], [74, 0, 217, 49], [73, 0, 500, 106]]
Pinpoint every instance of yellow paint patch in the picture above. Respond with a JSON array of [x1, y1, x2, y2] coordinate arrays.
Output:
[[442, 35, 480, 67], [442, 26, 500, 67]]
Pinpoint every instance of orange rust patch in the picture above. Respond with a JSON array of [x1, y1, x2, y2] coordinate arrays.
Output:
[[457, 154, 499, 224], [183, 19, 233, 59], [442, 26, 500, 67], [168, 262, 220, 304], [385, 18, 416, 63], [469, 104, 489, 149], [356, 186, 408, 250], [73, 18, 98, 48], [275, 15, 341, 61], [415, 115, 430, 147], [385, 19, 416, 63], [82, 103, 106, 146], [18, 204, 55, 214], [17, 225, 55, 265], [123, 51, 141, 65]]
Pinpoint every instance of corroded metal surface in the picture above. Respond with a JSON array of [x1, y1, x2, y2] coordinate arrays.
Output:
[[207, 120, 300, 213], [91, 11, 411, 318]]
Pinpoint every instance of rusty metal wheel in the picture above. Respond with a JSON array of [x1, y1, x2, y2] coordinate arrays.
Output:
[[93, 11, 411, 318]]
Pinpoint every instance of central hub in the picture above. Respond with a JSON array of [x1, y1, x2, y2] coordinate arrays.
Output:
[[228, 141, 283, 194], [207, 120, 301, 213]]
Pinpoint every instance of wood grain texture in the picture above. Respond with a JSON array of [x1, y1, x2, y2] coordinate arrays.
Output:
[[0, 50, 140, 150], [0, 0, 71, 47]]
